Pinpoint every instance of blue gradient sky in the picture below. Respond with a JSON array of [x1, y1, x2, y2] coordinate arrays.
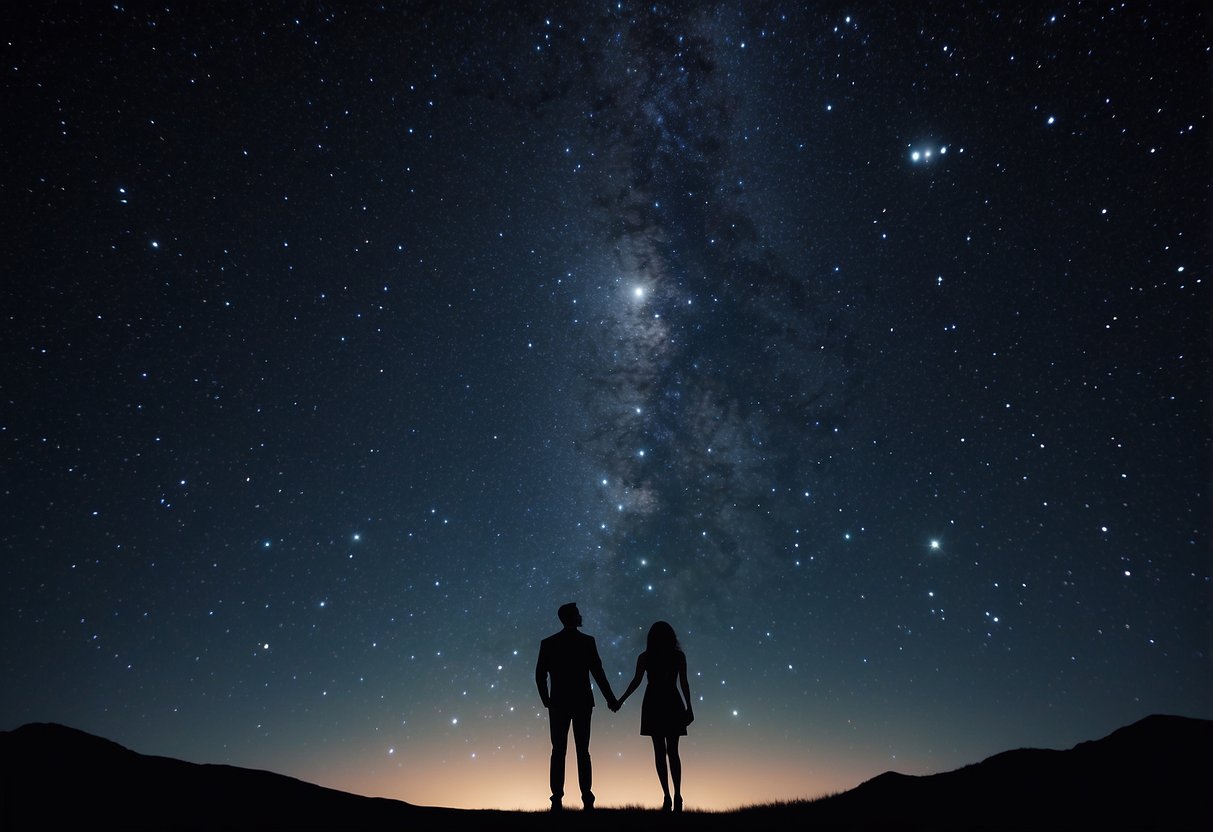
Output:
[[2, 1, 1209, 812]]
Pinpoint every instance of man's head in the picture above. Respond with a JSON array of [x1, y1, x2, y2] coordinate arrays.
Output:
[[557, 603, 581, 628]]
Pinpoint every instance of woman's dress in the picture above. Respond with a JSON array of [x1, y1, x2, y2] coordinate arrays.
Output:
[[639, 649, 689, 737]]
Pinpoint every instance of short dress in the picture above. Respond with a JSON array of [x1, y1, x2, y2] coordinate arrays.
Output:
[[639, 649, 689, 737]]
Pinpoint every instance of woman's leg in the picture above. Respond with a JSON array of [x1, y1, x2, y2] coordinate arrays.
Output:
[[651, 736, 670, 801], [667, 735, 682, 801]]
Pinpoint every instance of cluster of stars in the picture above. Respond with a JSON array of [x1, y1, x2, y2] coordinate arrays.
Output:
[[909, 145, 950, 163]]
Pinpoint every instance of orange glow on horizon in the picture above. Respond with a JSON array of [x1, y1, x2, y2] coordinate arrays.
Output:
[[300, 734, 880, 813]]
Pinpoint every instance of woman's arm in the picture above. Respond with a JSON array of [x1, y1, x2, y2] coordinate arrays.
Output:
[[678, 651, 693, 723], [617, 653, 646, 706]]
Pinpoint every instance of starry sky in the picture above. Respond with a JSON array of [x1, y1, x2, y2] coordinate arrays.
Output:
[[2, 0, 1210, 813]]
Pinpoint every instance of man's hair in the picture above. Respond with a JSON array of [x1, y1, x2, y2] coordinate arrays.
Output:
[[558, 602, 579, 626]]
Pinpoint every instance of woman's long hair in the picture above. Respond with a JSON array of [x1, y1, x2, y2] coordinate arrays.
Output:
[[646, 620, 680, 654]]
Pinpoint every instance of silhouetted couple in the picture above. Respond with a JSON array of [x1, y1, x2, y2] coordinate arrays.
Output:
[[535, 602, 694, 812]]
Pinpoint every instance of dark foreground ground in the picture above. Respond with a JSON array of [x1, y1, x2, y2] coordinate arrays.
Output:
[[2, 714, 1210, 830]]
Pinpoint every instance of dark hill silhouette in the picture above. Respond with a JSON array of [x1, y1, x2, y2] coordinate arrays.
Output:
[[1, 714, 1209, 830], [0, 722, 436, 831], [769, 713, 1213, 831]]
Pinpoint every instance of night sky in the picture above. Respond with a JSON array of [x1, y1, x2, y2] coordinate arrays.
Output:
[[3, 0, 1210, 813]]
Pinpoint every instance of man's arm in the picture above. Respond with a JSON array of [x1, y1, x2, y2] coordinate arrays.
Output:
[[588, 640, 617, 709], [591, 663, 617, 709], [535, 644, 551, 708]]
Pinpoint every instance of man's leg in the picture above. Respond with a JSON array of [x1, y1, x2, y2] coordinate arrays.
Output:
[[571, 708, 594, 807], [549, 708, 572, 808]]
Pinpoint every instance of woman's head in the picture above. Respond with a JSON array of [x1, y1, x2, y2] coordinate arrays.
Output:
[[647, 620, 679, 653]]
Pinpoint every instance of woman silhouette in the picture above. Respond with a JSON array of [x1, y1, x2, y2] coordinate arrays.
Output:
[[616, 621, 694, 812]]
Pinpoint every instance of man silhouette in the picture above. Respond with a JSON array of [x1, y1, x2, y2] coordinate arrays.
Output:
[[536, 602, 618, 810]]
